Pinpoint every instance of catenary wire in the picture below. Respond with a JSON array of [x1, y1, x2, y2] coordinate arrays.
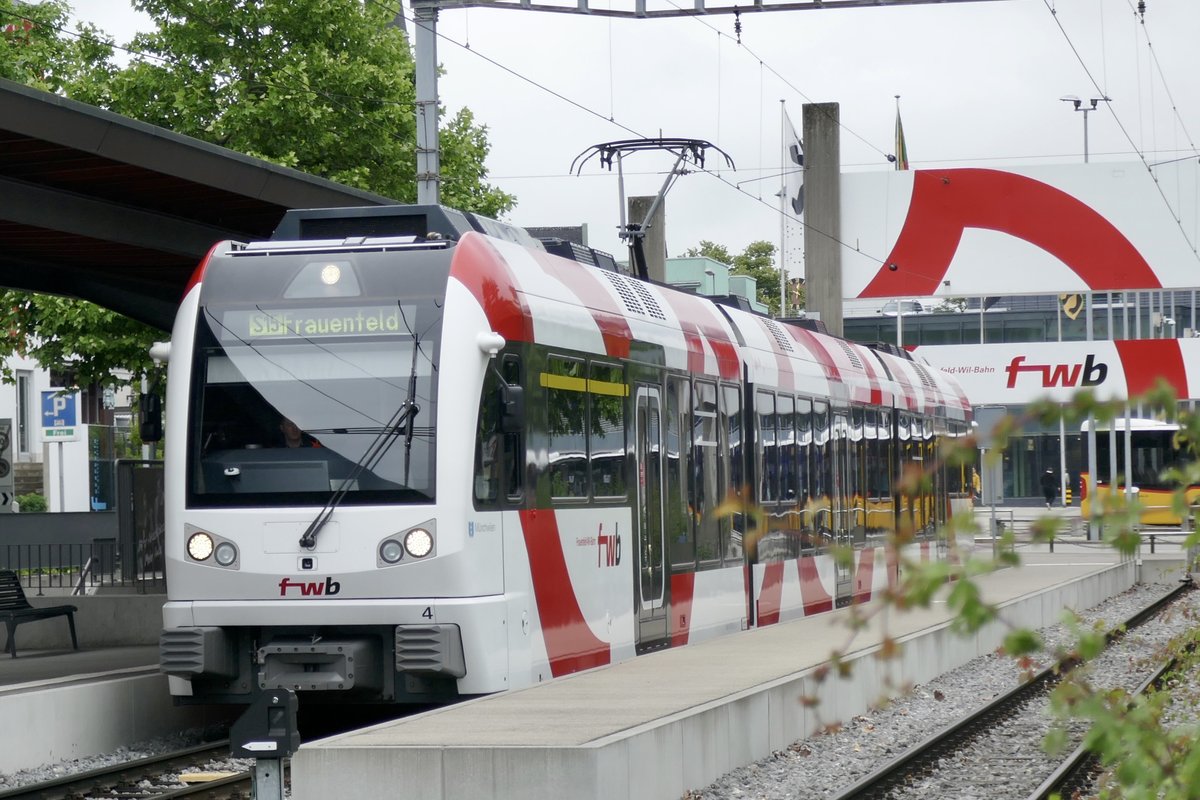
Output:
[[1043, 0, 1200, 259]]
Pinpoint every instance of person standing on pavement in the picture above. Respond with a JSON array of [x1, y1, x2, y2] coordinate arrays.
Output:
[[1040, 468, 1057, 509]]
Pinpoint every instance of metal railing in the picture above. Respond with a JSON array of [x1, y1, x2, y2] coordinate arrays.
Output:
[[0, 541, 165, 596]]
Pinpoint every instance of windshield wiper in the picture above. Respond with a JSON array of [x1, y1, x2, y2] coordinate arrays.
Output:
[[297, 401, 418, 550], [299, 327, 423, 550]]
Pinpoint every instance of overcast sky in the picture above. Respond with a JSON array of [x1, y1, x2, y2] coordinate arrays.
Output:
[[79, 0, 1200, 274]]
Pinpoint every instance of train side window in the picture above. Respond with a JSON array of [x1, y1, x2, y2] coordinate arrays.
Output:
[[811, 400, 830, 544], [796, 398, 813, 548], [668, 376, 694, 568], [848, 406, 866, 539], [473, 361, 501, 505], [756, 391, 778, 504], [693, 380, 720, 566], [472, 353, 524, 506], [501, 355, 524, 501], [546, 356, 589, 500], [589, 361, 627, 499], [720, 384, 743, 564], [778, 395, 797, 507]]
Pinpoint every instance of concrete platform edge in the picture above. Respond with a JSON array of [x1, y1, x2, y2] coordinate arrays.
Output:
[[0, 673, 228, 775], [292, 562, 1137, 800]]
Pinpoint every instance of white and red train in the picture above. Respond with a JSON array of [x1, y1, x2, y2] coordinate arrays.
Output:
[[157, 205, 972, 705]]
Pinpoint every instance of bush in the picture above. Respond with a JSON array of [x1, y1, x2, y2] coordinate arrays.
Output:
[[15, 493, 47, 513]]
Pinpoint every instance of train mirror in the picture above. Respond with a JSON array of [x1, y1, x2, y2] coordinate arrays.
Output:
[[139, 392, 163, 442], [500, 383, 524, 434]]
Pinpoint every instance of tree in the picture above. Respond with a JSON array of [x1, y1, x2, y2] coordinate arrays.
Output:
[[72, 0, 513, 217], [931, 296, 969, 313], [0, 0, 516, 390], [0, 292, 162, 388], [683, 239, 803, 316], [0, 0, 110, 93]]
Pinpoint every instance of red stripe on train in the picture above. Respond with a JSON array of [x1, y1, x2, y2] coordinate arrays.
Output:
[[449, 234, 534, 343], [853, 548, 875, 604], [756, 561, 786, 626], [529, 248, 632, 359], [519, 510, 611, 677], [670, 572, 696, 647], [797, 555, 833, 615]]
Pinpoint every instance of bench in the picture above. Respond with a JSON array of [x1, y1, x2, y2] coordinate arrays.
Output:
[[0, 570, 78, 658]]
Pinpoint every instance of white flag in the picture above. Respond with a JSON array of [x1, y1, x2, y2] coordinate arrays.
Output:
[[783, 111, 804, 218]]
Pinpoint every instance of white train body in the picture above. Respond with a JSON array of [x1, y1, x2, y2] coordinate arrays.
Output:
[[159, 206, 971, 704]]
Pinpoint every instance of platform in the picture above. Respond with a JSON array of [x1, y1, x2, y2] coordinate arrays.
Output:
[[294, 551, 1169, 800], [0, 645, 229, 775]]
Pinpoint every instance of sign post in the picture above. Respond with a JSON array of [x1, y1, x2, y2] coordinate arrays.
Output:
[[0, 418, 13, 513], [41, 390, 79, 513], [974, 405, 1008, 551]]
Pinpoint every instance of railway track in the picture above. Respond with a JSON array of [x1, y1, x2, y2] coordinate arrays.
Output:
[[828, 578, 1194, 800], [0, 740, 263, 800]]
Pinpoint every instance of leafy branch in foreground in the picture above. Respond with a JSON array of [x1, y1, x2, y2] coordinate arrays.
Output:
[[794, 381, 1200, 797]]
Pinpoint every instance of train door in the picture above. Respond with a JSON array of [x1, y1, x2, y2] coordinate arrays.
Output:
[[831, 406, 853, 607], [634, 384, 668, 649]]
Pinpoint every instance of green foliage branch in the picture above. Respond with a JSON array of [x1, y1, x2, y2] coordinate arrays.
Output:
[[767, 380, 1200, 797]]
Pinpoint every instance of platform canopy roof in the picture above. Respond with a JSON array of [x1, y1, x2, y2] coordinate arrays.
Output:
[[0, 78, 396, 331]]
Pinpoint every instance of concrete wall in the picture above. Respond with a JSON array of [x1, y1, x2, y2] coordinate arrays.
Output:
[[802, 102, 842, 336], [4, 593, 164, 652], [0, 673, 231, 774]]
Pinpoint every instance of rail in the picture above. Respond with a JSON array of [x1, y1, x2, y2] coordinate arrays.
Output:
[[1028, 651, 1181, 799], [0, 741, 243, 800], [827, 580, 1193, 800]]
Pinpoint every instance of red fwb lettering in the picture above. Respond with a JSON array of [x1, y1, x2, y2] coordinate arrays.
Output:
[[278, 577, 342, 597], [596, 523, 621, 568]]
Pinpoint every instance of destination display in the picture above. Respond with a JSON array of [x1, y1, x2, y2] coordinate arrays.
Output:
[[220, 306, 413, 340]]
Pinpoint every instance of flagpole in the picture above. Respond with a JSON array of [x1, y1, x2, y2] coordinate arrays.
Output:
[[779, 99, 787, 318]]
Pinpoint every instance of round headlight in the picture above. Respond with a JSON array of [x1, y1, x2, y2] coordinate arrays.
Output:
[[404, 528, 434, 558], [320, 264, 342, 285], [379, 539, 404, 564], [187, 532, 214, 561], [214, 541, 238, 566]]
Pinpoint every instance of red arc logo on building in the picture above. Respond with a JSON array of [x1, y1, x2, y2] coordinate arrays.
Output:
[[859, 169, 1158, 297]]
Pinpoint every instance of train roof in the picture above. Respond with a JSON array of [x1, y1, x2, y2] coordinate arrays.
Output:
[[253, 204, 970, 420]]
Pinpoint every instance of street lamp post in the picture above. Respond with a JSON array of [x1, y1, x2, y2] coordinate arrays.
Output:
[[1061, 94, 1110, 531], [1059, 95, 1111, 163]]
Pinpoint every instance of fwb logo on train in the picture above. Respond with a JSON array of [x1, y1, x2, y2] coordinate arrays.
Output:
[[598, 523, 621, 568]]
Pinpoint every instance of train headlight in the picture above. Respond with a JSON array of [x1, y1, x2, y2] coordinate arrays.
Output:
[[404, 528, 434, 558], [214, 541, 238, 567], [187, 532, 214, 561], [379, 539, 404, 564]]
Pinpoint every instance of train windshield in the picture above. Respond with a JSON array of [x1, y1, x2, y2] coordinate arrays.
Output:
[[187, 295, 443, 508]]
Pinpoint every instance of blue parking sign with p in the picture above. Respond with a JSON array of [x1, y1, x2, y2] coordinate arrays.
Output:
[[42, 390, 77, 427]]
